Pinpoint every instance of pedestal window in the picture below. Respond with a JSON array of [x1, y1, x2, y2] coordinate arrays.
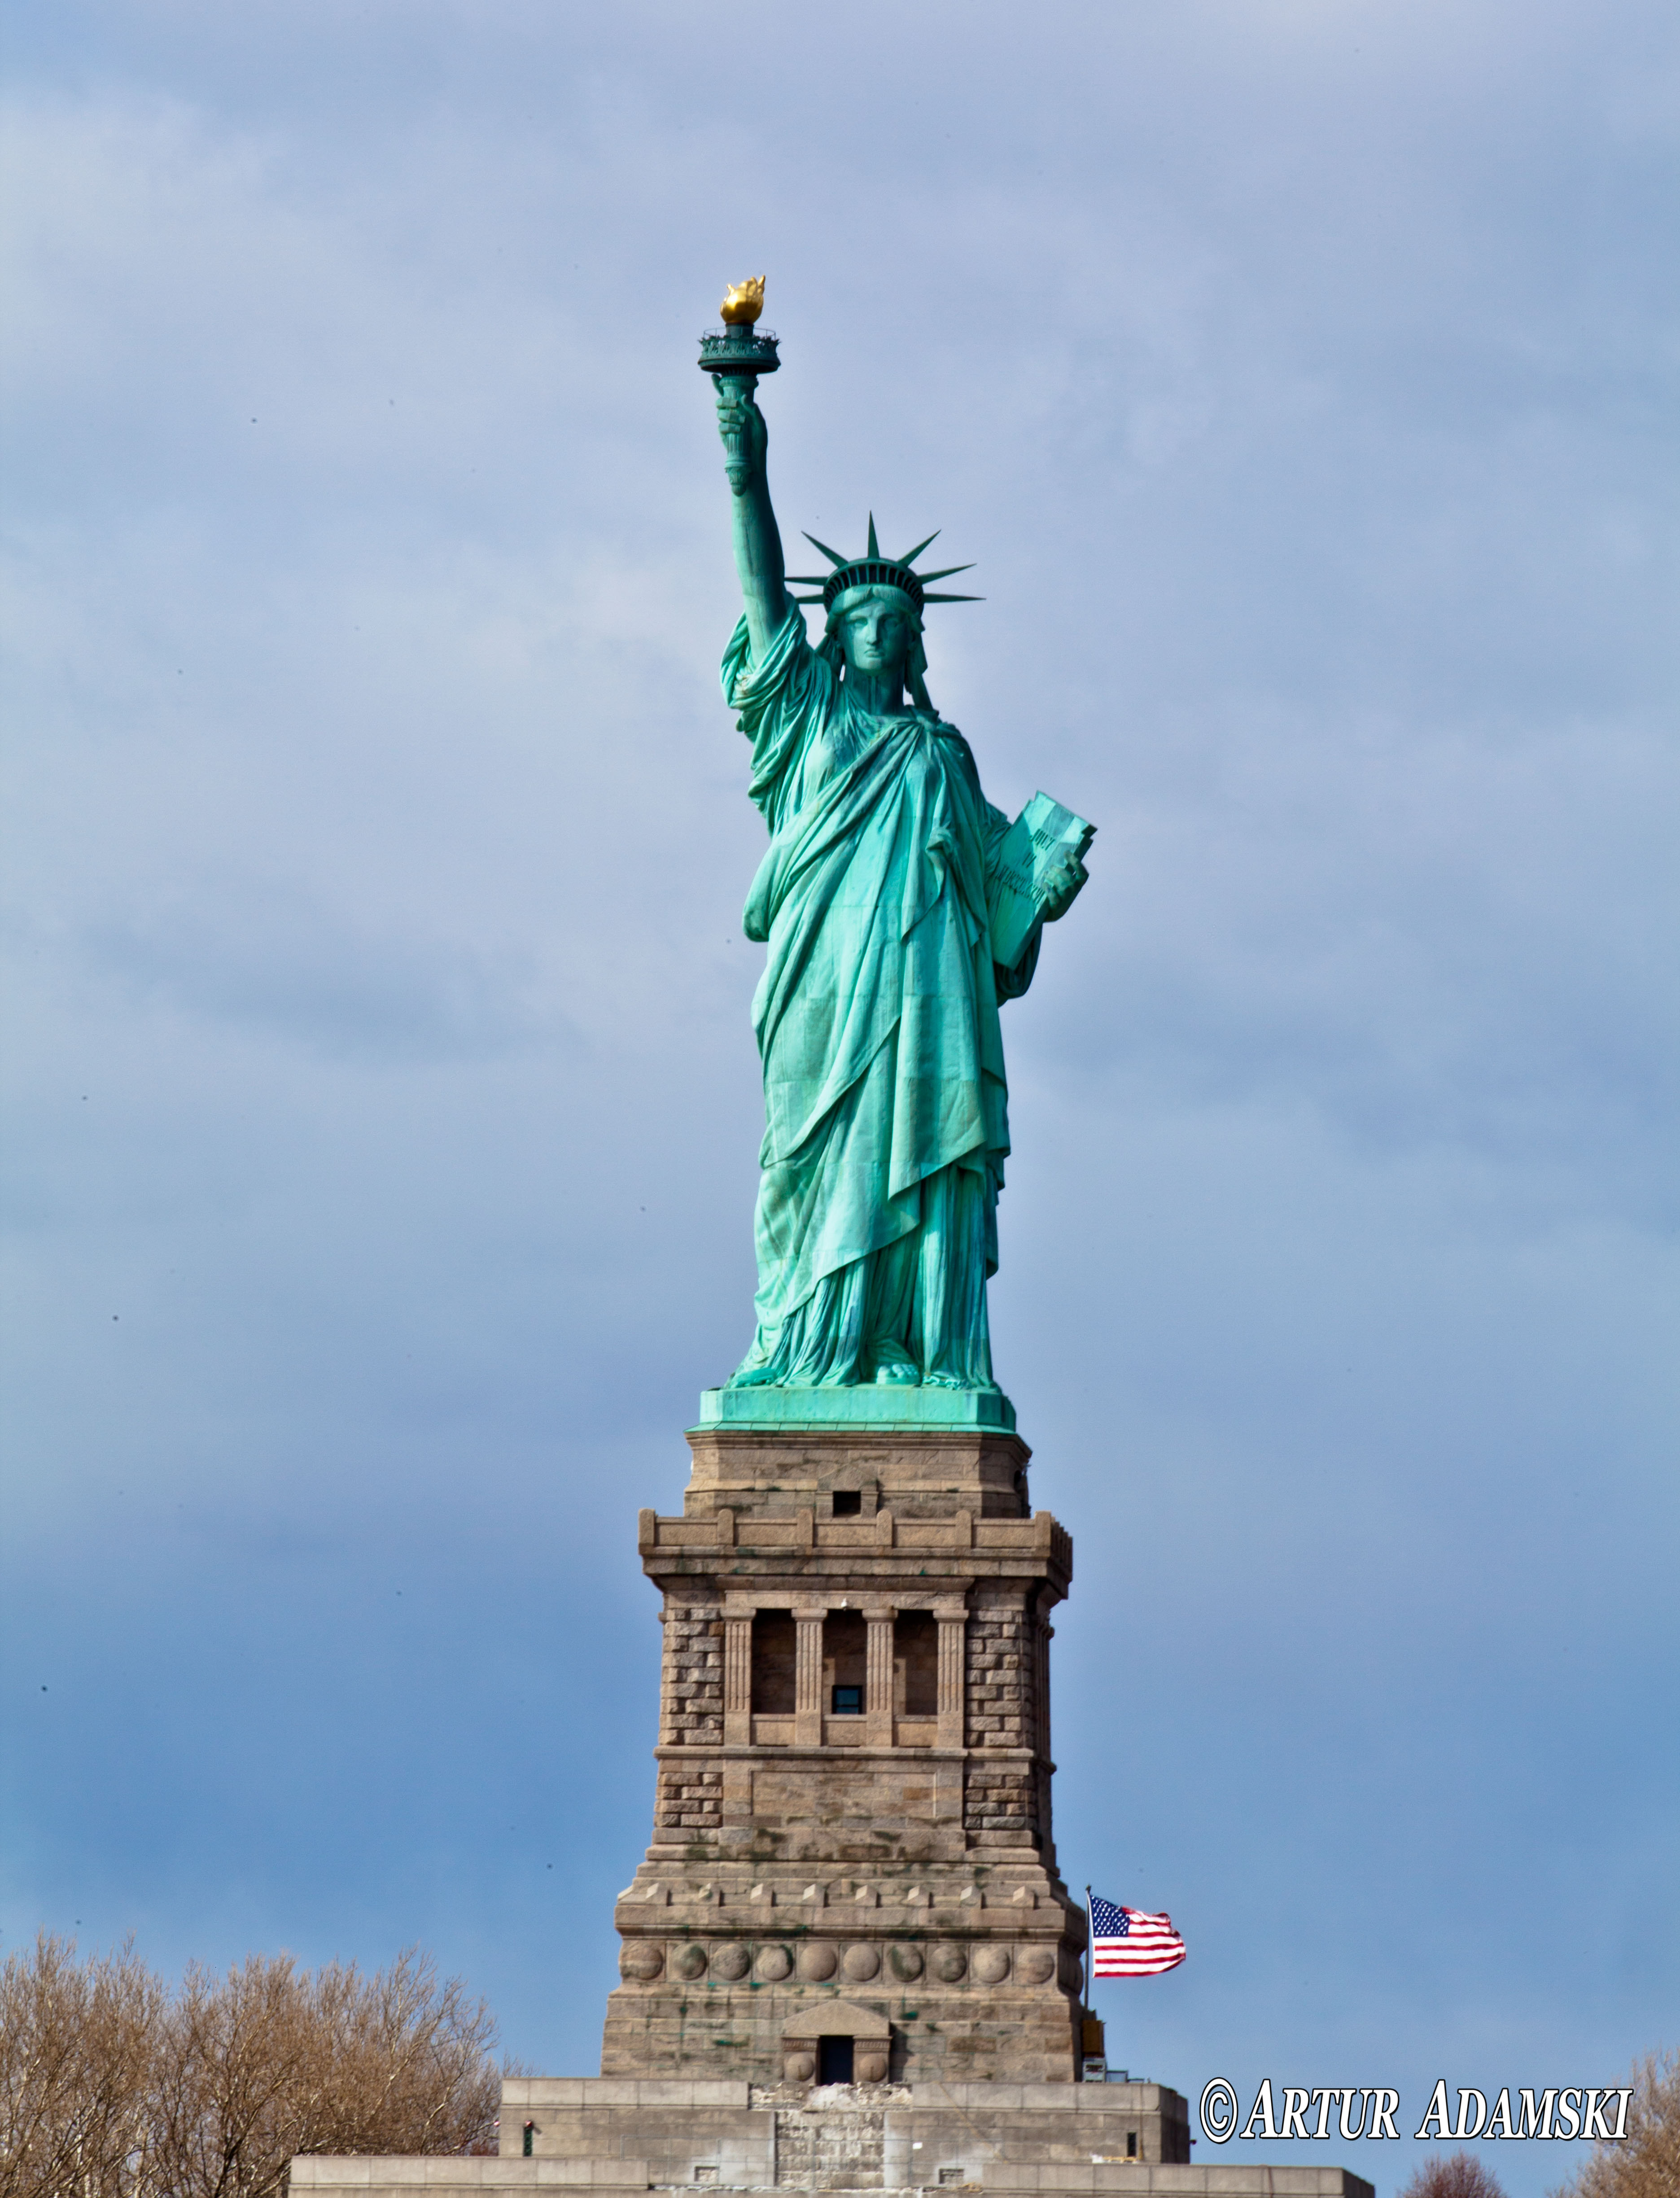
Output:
[[894, 1610, 938, 1716], [750, 1609, 796, 1714]]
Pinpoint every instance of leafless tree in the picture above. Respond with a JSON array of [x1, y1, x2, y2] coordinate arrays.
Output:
[[1397, 2154, 1509, 2198], [1553, 2051, 1680, 2198], [153, 1947, 499, 2197], [0, 1933, 164, 2198], [0, 1938, 499, 2198]]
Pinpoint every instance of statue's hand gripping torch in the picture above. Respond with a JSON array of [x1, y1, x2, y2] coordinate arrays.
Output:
[[699, 277, 779, 495]]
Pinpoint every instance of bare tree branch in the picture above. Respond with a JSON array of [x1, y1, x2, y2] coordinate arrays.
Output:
[[0, 1937, 499, 2198], [1551, 2050, 1680, 2198]]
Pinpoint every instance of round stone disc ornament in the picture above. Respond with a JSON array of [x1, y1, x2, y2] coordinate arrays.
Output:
[[971, 1947, 1011, 1985], [618, 1943, 663, 1981], [888, 1943, 925, 1981], [669, 1943, 708, 1981], [796, 1943, 838, 1982], [755, 1944, 794, 1981], [930, 1945, 967, 1982], [841, 1943, 881, 1982], [709, 1944, 751, 1981]]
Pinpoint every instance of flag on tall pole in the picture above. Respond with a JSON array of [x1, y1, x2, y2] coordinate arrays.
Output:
[[1088, 1893, 1187, 1976]]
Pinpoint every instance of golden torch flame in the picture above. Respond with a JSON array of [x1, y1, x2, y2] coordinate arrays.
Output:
[[721, 277, 766, 326]]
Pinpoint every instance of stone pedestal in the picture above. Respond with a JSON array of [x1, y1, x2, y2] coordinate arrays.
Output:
[[602, 1419, 1084, 2088], [295, 1408, 1374, 2198]]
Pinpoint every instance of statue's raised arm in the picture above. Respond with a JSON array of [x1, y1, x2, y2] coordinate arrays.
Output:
[[716, 379, 786, 663], [700, 279, 787, 663]]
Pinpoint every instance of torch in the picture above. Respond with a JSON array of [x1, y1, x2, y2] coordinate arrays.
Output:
[[698, 278, 779, 491]]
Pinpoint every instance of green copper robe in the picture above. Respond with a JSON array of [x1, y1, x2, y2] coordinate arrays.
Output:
[[725, 601, 1040, 1390]]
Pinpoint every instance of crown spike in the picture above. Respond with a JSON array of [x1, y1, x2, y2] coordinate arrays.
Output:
[[796, 518, 978, 613]]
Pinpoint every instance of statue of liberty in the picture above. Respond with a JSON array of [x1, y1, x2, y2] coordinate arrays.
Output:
[[707, 288, 1089, 1398]]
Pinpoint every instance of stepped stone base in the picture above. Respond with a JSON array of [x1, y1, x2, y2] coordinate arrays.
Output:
[[290, 2079, 1372, 2198]]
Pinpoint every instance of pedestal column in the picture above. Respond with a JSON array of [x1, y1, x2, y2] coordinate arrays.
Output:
[[794, 1606, 824, 1746], [937, 1608, 967, 1751], [723, 1614, 752, 1746], [865, 1609, 895, 1747]]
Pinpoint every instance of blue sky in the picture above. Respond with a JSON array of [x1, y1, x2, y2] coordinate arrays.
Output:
[[2, 2, 1676, 2190]]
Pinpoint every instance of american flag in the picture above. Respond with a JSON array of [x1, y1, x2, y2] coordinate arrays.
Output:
[[1089, 1895, 1187, 1977]]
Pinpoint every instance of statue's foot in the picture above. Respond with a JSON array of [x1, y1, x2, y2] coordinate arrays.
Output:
[[726, 1366, 782, 1389], [872, 1350, 921, 1388]]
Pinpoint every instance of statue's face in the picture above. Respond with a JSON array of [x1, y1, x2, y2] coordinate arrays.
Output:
[[837, 590, 913, 680]]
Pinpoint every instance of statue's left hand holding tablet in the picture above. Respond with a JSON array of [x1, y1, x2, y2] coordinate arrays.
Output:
[[1039, 852, 1089, 924]]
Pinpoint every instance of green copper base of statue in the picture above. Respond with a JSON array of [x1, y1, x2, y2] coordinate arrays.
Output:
[[705, 289, 1090, 1400], [695, 1383, 1017, 1433]]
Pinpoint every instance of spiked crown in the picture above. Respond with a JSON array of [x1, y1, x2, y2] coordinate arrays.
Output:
[[788, 515, 980, 614]]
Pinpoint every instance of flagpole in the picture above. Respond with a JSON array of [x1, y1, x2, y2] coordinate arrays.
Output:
[[1083, 1883, 1093, 2021]]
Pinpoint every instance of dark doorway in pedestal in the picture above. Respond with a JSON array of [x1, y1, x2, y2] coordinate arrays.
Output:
[[817, 2035, 854, 2084], [751, 1609, 796, 1714], [894, 1609, 938, 1715]]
